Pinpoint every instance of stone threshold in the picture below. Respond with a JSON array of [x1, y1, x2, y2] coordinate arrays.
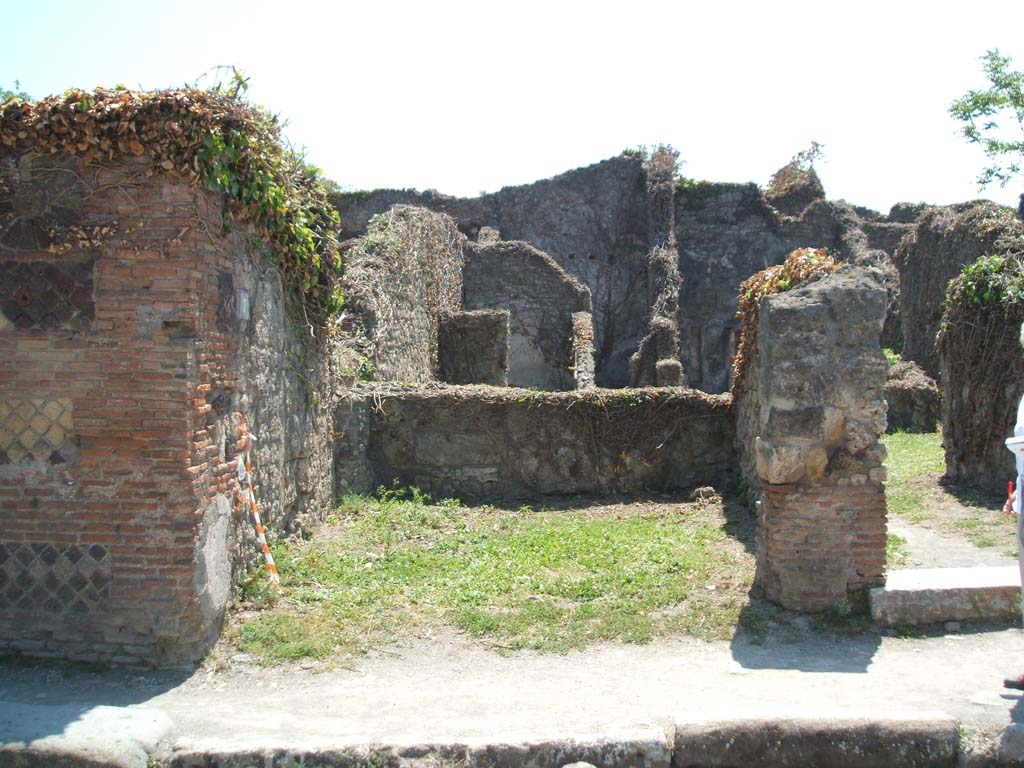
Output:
[[870, 566, 1021, 626]]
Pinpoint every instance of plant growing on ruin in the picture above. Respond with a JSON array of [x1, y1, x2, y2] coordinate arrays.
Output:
[[946, 254, 1024, 311], [642, 144, 681, 184], [731, 248, 840, 394], [940, 250, 1024, 479], [950, 49, 1024, 189], [766, 143, 826, 211], [0, 77, 344, 325]]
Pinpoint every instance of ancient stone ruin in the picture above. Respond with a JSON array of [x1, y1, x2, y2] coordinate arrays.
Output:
[[734, 261, 889, 610], [2, 88, 1021, 666], [936, 207, 1024, 494]]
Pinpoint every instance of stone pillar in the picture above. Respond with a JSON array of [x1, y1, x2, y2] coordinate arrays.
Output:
[[735, 266, 889, 611], [571, 311, 596, 389]]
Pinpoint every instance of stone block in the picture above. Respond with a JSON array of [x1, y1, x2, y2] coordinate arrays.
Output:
[[804, 446, 829, 482], [655, 358, 683, 387], [870, 566, 1022, 625], [765, 405, 825, 441], [755, 438, 805, 484]]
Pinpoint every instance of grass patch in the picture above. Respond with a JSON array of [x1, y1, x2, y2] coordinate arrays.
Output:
[[229, 489, 754, 663], [882, 431, 945, 523], [886, 533, 909, 565], [881, 431, 1016, 549]]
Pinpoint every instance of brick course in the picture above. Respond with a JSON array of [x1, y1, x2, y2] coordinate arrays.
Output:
[[0, 154, 336, 665]]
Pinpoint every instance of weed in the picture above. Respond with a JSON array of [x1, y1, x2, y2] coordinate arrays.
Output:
[[886, 533, 909, 565], [893, 623, 927, 639]]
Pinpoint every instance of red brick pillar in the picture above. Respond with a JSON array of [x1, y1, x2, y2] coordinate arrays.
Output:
[[0, 155, 247, 664]]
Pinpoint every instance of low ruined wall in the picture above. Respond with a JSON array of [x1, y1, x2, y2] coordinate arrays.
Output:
[[0, 154, 337, 664], [735, 265, 889, 611], [885, 361, 940, 434], [897, 202, 1024, 378], [341, 205, 465, 383], [338, 385, 735, 500], [463, 240, 591, 391]]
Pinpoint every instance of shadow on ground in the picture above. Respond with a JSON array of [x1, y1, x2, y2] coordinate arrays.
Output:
[[938, 475, 1004, 512], [0, 655, 188, 743], [729, 597, 882, 673]]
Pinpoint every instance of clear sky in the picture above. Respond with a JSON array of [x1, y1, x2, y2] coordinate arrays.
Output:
[[4, 0, 1024, 213]]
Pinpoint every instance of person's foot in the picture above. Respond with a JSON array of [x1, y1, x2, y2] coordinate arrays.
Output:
[[1003, 675, 1024, 690]]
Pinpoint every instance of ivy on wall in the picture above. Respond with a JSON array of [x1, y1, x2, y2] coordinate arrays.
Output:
[[0, 84, 343, 325]]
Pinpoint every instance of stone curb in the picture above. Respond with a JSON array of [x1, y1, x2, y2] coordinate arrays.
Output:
[[674, 716, 959, 767], [5, 717, 1024, 768], [157, 722, 672, 768]]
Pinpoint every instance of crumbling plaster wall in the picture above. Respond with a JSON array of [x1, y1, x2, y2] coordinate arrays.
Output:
[[437, 309, 510, 386], [735, 266, 889, 611], [0, 153, 338, 664], [462, 240, 591, 391], [340, 205, 465, 383]]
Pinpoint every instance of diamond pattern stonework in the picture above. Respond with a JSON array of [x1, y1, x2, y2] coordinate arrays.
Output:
[[0, 259, 95, 331], [0, 542, 110, 613], [0, 398, 75, 465]]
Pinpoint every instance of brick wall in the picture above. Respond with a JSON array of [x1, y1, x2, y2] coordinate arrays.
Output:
[[0, 153, 336, 664]]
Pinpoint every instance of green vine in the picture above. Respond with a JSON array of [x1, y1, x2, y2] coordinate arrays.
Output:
[[945, 254, 1024, 312], [1, 80, 343, 325]]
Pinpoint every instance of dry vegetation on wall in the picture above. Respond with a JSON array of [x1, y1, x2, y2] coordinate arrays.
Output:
[[764, 143, 826, 215], [0, 83, 343, 323], [731, 247, 840, 394]]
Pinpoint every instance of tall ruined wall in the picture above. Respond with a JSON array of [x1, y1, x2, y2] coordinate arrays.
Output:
[[339, 385, 734, 500], [939, 238, 1024, 495], [0, 154, 338, 664], [335, 156, 915, 395], [629, 150, 684, 387], [735, 265, 889, 611], [676, 177, 909, 394], [341, 206, 465, 383], [897, 202, 1024, 377], [333, 156, 651, 387], [462, 240, 591, 391], [675, 182, 797, 394]]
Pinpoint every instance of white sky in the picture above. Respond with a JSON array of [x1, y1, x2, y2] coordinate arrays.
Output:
[[5, 0, 1024, 213]]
